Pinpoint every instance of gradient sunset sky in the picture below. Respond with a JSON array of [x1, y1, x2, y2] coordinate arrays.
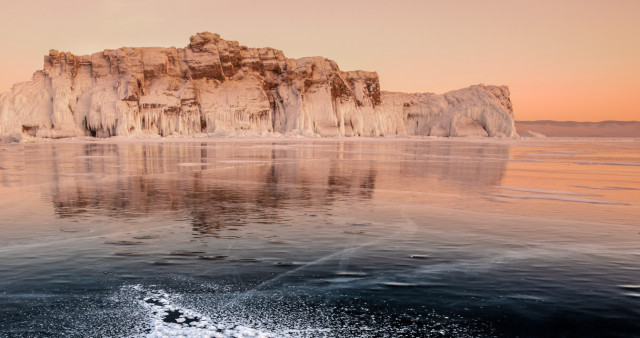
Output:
[[1, 0, 638, 121]]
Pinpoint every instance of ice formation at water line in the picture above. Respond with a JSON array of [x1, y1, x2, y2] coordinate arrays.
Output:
[[0, 32, 517, 139]]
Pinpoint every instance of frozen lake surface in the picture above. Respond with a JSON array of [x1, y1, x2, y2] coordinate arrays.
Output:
[[1, 138, 639, 337]]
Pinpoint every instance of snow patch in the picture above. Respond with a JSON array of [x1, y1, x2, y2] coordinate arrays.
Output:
[[489, 193, 628, 205], [127, 285, 276, 338], [495, 186, 599, 196]]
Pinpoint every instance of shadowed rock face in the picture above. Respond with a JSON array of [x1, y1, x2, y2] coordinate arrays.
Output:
[[0, 32, 516, 139]]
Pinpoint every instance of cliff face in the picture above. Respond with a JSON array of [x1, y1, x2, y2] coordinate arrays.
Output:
[[0, 32, 516, 139]]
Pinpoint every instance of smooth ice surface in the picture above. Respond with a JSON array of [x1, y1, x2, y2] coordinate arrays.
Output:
[[0, 138, 639, 337]]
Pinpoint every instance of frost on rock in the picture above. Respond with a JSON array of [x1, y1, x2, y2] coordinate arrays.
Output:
[[0, 32, 516, 139]]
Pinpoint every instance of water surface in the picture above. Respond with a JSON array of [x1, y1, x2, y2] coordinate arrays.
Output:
[[1, 139, 639, 336]]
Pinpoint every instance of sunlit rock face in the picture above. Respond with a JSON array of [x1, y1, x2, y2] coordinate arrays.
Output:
[[0, 32, 516, 138]]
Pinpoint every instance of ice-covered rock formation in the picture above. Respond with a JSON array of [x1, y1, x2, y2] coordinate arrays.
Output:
[[0, 32, 516, 139], [381, 85, 516, 137]]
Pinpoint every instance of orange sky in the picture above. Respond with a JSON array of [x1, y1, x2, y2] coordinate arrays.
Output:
[[1, 0, 638, 121]]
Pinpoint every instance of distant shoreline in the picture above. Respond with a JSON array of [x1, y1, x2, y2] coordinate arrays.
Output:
[[515, 120, 640, 138], [517, 120, 639, 123]]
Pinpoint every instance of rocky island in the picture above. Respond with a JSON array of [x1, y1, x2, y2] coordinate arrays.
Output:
[[0, 32, 516, 139]]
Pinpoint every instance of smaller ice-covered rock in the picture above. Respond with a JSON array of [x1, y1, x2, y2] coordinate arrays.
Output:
[[381, 84, 516, 137]]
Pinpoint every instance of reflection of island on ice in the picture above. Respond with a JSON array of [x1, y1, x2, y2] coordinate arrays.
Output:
[[3, 141, 510, 235]]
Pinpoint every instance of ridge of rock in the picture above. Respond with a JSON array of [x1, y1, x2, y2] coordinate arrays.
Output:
[[0, 32, 516, 139]]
